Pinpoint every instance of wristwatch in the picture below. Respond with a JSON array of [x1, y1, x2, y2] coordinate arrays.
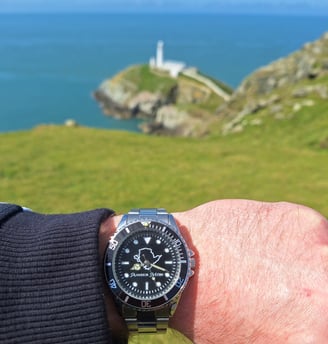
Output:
[[104, 208, 195, 333]]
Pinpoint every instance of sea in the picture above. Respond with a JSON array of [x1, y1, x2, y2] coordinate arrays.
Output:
[[0, 12, 327, 133]]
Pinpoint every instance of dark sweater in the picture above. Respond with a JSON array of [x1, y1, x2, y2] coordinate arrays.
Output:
[[0, 204, 114, 344]]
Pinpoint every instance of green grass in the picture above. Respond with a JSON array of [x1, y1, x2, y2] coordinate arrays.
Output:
[[1, 105, 327, 217], [121, 64, 177, 95]]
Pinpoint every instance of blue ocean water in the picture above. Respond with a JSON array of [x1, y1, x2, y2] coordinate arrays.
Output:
[[0, 13, 327, 132]]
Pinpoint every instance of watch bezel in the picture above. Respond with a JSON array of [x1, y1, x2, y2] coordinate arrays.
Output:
[[104, 219, 190, 311]]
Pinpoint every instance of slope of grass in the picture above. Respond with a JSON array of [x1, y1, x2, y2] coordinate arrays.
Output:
[[1, 106, 327, 217], [121, 64, 177, 95]]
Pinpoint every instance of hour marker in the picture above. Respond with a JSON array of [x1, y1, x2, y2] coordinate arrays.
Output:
[[132, 282, 138, 287], [144, 237, 151, 245], [124, 273, 129, 278], [133, 240, 139, 245], [156, 281, 161, 287], [165, 261, 173, 265], [106, 262, 112, 266], [156, 239, 161, 244], [164, 248, 169, 253], [145, 282, 149, 290], [165, 273, 170, 277], [121, 261, 129, 265], [125, 227, 130, 233], [125, 248, 130, 254]]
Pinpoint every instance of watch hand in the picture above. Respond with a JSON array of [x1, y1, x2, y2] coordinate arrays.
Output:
[[150, 263, 168, 272], [141, 254, 152, 268]]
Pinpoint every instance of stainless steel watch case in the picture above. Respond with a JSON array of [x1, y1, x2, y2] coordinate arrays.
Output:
[[104, 208, 195, 333]]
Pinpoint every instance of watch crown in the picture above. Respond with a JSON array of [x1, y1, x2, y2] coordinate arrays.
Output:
[[188, 265, 195, 277], [190, 258, 196, 269]]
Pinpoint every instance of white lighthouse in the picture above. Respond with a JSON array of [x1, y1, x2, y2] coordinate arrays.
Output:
[[156, 40, 164, 68], [149, 40, 186, 78]]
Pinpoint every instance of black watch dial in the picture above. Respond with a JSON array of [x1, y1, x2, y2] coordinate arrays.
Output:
[[105, 220, 190, 310]]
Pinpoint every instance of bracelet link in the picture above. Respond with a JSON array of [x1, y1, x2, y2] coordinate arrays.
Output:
[[123, 306, 169, 333]]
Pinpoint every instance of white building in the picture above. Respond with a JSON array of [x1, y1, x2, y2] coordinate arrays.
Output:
[[149, 41, 186, 78]]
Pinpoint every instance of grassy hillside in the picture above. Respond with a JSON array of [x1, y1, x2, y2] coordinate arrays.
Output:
[[1, 106, 327, 216], [115, 64, 177, 95]]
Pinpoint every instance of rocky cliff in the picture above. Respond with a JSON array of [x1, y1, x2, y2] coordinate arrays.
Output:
[[93, 64, 232, 136], [219, 32, 328, 135], [94, 32, 328, 138]]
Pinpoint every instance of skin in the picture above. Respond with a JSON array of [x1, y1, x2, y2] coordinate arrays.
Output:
[[99, 200, 328, 343]]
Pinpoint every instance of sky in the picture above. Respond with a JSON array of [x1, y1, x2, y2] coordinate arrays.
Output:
[[0, 0, 327, 14]]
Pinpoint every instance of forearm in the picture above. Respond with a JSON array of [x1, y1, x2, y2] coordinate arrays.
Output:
[[0, 206, 114, 344]]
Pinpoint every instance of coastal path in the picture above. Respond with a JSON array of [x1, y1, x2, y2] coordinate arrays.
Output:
[[182, 68, 231, 101]]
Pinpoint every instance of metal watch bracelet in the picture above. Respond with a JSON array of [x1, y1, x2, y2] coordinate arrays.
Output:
[[120, 208, 177, 333]]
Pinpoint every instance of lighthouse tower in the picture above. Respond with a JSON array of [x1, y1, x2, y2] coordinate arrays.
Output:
[[149, 40, 186, 78], [156, 40, 164, 68]]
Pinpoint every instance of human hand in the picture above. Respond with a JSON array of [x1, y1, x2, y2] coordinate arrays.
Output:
[[171, 200, 328, 343], [100, 200, 328, 343]]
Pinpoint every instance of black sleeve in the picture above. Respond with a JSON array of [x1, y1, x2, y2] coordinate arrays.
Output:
[[0, 204, 115, 344]]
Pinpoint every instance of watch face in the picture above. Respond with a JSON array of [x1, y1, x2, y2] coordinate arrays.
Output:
[[105, 220, 190, 310]]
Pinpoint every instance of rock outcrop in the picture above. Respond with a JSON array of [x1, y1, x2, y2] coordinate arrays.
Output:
[[94, 65, 232, 136], [219, 32, 328, 134]]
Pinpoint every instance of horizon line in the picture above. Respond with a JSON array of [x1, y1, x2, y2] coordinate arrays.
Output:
[[0, 9, 328, 16]]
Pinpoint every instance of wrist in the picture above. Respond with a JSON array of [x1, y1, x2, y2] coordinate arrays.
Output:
[[100, 209, 197, 341], [171, 206, 228, 343], [168, 212, 198, 341]]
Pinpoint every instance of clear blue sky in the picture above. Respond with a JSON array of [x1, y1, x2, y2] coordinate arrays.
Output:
[[1, 0, 327, 14]]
